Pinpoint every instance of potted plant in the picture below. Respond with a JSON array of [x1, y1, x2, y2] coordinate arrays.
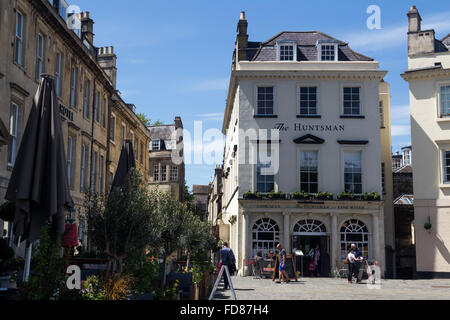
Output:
[[313, 191, 334, 201], [290, 191, 311, 200], [266, 190, 286, 200], [0, 238, 15, 290], [243, 191, 262, 200], [337, 192, 358, 201], [361, 192, 381, 201]]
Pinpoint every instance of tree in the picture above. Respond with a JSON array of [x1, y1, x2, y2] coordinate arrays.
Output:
[[151, 189, 190, 287], [137, 113, 164, 127], [84, 169, 158, 274], [181, 211, 217, 269]]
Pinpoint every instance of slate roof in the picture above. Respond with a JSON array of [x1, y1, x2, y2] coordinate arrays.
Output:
[[251, 31, 373, 62], [438, 34, 450, 51], [148, 124, 176, 140]]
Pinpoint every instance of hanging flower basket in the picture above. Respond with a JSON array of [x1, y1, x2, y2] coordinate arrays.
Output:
[[424, 222, 432, 230]]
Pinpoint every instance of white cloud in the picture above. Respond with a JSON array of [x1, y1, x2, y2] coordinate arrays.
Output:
[[342, 11, 450, 52], [391, 124, 411, 137], [196, 112, 224, 122], [390, 105, 410, 122]]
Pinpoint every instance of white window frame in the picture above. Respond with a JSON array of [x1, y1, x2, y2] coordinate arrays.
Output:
[[342, 150, 364, 195], [35, 32, 45, 81], [253, 142, 276, 194], [67, 135, 74, 189], [161, 165, 167, 181], [80, 144, 88, 192], [8, 102, 20, 167], [94, 90, 100, 123], [170, 166, 179, 181], [341, 83, 363, 116], [276, 40, 297, 61], [251, 218, 281, 258], [151, 139, 161, 151], [255, 84, 276, 116], [69, 60, 78, 108], [55, 51, 63, 97], [83, 79, 90, 119], [299, 149, 319, 194], [340, 219, 370, 259], [298, 83, 320, 116], [92, 151, 98, 192], [101, 96, 107, 128], [99, 154, 104, 194], [109, 113, 116, 142], [153, 165, 159, 181], [317, 42, 338, 62], [121, 123, 126, 147], [437, 81, 450, 118], [14, 10, 25, 67]]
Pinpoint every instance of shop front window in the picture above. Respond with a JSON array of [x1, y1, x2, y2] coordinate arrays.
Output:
[[252, 218, 280, 258], [340, 219, 369, 259]]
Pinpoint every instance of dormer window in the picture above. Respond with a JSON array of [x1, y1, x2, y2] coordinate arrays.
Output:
[[151, 139, 161, 151], [277, 41, 297, 61], [317, 40, 339, 61]]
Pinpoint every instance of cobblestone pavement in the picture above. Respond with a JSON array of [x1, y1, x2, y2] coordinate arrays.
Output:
[[212, 276, 450, 300]]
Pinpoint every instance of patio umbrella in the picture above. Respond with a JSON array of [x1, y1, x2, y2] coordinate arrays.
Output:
[[5, 75, 74, 279], [111, 140, 136, 191]]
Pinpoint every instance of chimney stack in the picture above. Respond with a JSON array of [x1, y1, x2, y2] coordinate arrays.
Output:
[[81, 11, 95, 44], [174, 116, 183, 129], [97, 46, 117, 89], [407, 6, 421, 33], [407, 6, 435, 56], [236, 11, 249, 62]]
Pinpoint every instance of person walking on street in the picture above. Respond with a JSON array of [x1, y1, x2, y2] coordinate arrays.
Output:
[[346, 247, 361, 284], [351, 244, 363, 283], [276, 243, 289, 284], [220, 242, 236, 290]]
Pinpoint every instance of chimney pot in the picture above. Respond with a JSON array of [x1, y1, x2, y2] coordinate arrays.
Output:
[[110, 46, 114, 54], [240, 11, 246, 20], [86, 11, 90, 19]]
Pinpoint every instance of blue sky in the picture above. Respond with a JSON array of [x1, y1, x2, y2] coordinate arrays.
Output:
[[72, 0, 450, 188]]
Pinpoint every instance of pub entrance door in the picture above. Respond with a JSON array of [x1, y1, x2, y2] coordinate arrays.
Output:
[[292, 234, 331, 277]]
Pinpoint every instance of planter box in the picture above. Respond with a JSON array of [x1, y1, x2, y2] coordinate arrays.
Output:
[[314, 196, 333, 201], [291, 195, 311, 201], [243, 195, 261, 200]]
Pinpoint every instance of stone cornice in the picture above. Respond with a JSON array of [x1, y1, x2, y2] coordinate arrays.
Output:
[[401, 67, 450, 81], [222, 69, 387, 133]]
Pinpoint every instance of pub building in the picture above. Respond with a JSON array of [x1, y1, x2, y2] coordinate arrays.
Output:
[[214, 12, 394, 277]]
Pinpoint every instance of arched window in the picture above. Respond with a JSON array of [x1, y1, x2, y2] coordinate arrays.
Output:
[[340, 219, 369, 259], [293, 219, 327, 235], [252, 218, 280, 258]]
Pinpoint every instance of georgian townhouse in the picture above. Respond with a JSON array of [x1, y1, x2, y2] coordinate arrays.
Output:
[[217, 12, 393, 277], [401, 6, 450, 278]]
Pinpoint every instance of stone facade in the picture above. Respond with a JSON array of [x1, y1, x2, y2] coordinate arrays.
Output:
[[401, 6, 450, 278], [148, 117, 185, 202], [0, 0, 150, 245]]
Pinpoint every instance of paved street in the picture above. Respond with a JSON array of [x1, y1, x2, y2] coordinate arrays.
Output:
[[212, 276, 450, 300]]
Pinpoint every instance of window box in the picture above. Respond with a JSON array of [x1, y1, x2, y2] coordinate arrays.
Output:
[[290, 191, 311, 200], [361, 192, 381, 201], [337, 192, 358, 201], [243, 191, 262, 200], [265, 191, 286, 200], [313, 192, 333, 201]]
